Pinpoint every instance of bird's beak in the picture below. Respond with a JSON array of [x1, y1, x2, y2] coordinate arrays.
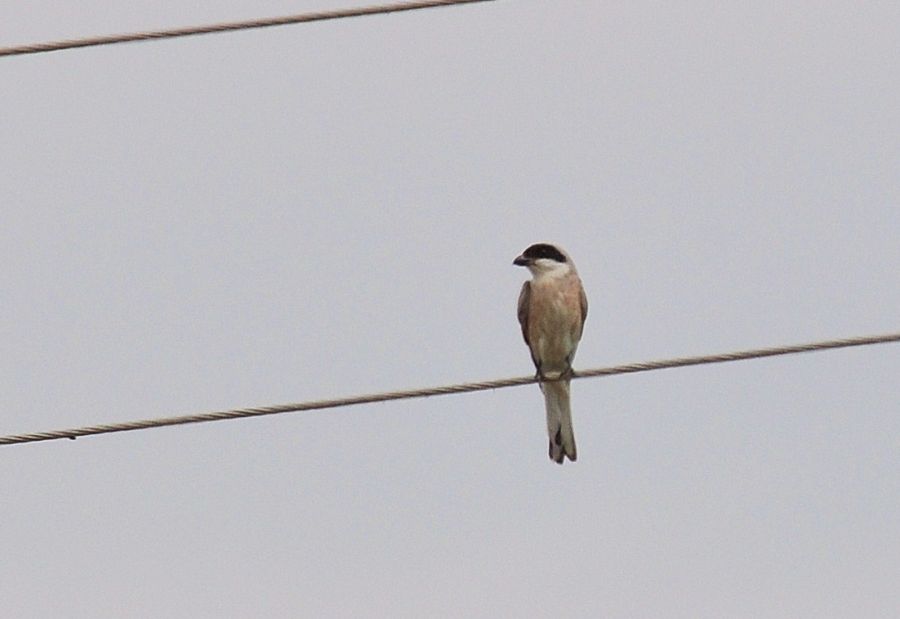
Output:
[[513, 255, 530, 267]]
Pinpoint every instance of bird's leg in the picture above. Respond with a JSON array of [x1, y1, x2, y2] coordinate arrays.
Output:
[[562, 356, 576, 380]]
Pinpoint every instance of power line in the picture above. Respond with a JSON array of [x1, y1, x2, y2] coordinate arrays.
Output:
[[1, 332, 897, 447], [0, 0, 496, 58]]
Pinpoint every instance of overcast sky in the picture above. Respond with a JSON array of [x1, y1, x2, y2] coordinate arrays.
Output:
[[2, 1, 899, 617]]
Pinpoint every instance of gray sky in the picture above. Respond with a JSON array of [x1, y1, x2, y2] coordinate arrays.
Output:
[[2, 1, 899, 617]]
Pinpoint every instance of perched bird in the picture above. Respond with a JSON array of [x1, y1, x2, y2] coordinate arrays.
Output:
[[514, 243, 588, 464]]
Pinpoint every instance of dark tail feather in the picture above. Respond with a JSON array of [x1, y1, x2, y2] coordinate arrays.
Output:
[[543, 380, 577, 464]]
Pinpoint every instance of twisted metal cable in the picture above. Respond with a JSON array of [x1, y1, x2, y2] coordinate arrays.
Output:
[[0, 0, 496, 57], [1, 332, 897, 446]]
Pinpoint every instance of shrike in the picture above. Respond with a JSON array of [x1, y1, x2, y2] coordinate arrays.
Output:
[[514, 243, 588, 464]]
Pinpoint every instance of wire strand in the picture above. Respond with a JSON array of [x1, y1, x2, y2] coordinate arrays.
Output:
[[0, 0, 496, 58], [1, 332, 897, 446]]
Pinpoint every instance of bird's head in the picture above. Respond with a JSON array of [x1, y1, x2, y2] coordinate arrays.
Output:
[[513, 243, 573, 277]]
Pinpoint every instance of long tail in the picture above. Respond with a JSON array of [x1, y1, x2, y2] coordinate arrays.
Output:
[[543, 379, 577, 464]]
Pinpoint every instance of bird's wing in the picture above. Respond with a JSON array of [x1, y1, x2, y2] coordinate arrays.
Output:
[[517, 280, 531, 346], [517, 281, 540, 371], [578, 282, 588, 333]]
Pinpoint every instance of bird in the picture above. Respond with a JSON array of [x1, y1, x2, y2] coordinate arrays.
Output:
[[514, 243, 588, 464]]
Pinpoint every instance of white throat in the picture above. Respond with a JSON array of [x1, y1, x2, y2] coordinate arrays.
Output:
[[528, 258, 572, 280]]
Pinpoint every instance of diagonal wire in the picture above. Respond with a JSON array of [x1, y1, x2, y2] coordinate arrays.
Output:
[[0, 0, 496, 58], [1, 332, 897, 447]]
